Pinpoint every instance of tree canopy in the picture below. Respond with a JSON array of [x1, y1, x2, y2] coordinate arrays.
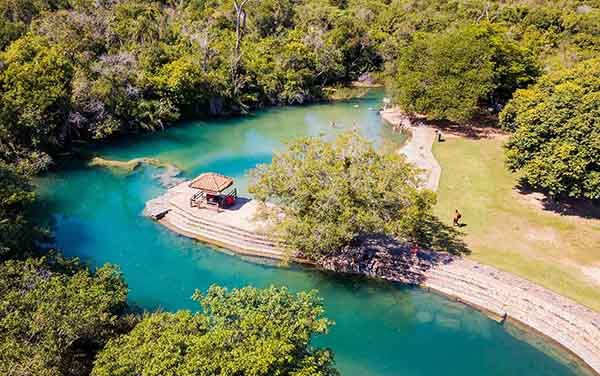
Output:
[[1, 0, 598, 166], [249, 132, 437, 258], [390, 24, 539, 122], [501, 59, 600, 200], [0, 161, 46, 260], [92, 285, 338, 376], [0, 256, 129, 376]]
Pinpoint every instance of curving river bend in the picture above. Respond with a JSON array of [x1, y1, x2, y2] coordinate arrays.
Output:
[[37, 91, 589, 375]]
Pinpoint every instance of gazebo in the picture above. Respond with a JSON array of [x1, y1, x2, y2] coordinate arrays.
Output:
[[189, 172, 237, 211]]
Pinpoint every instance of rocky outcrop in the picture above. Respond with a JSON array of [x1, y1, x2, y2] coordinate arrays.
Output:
[[318, 235, 452, 284], [318, 234, 600, 374]]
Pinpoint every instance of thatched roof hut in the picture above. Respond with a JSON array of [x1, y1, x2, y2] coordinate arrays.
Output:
[[189, 173, 234, 194]]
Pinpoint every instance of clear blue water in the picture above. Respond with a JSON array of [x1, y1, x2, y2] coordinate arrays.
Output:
[[37, 92, 586, 375]]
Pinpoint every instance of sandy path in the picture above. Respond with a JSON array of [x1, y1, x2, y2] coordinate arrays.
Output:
[[380, 109, 441, 191]]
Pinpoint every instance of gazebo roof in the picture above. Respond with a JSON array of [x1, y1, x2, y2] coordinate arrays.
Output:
[[189, 173, 234, 193]]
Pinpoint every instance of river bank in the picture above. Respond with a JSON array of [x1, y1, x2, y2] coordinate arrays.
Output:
[[379, 107, 600, 374], [146, 183, 600, 374], [147, 106, 600, 374]]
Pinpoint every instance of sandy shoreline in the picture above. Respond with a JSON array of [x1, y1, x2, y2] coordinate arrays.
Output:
[[385, 111, 442, 191]]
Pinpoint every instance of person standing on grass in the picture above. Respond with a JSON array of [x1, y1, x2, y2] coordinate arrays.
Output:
[[453, 209, 462, 226]]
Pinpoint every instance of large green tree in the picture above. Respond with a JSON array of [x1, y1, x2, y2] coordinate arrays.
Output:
[[92, 285, 338, 376], [390, 24, 538, 122], [0, 256, 129, 376], [0, 34, 73, 154], [391, 24, 495, 122], [501, 58, 600, 200], [249, 132, 436, 258]]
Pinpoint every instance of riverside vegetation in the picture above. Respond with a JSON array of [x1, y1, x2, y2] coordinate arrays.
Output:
[[249, 132, 466, 260], [1, 0, 599, 375]]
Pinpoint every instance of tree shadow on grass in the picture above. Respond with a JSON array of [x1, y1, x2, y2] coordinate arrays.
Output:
[[412, 214, 470, 256], [515, 181, 600, 220], [419, 113, 505, 140]]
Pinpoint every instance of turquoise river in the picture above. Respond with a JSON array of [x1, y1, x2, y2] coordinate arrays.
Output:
[[37, 92, 589, 375]]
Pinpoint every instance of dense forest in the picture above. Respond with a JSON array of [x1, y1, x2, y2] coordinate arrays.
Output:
[[1, 0, 598, 173], [1, 0, 599, 374]]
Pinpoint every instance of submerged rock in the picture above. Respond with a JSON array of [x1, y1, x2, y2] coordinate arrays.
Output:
[[89, 156, 183, 188], [153, 164, 185, 188]]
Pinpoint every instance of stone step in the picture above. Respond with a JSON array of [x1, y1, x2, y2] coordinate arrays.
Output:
[[169, 199, 281, 241], [170, 207, 283, 250], [164, 211, 285, 258], [431, 268, 600, 342], [164, 219, 284, 260], [425, 272, 600, 355], [165, 210, 272, 248], [169, 202, 286, 244], [168, 211, 284, 254]]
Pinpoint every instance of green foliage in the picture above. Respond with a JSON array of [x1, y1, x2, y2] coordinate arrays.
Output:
[[0, 0, 598, 161], [0, 161, 45, 260], [249, 132, 436, 258], [501, 59, 600, 200], [391, 25, 495, 122], [0, 34, 73, 158], [0, 256, 129, 376], [92, 285, 338, 376], [390, 24, 539, 122], [0, 0, 382, 162]]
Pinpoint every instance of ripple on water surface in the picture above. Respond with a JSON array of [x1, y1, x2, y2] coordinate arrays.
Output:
[[36, 92, 588, 376]]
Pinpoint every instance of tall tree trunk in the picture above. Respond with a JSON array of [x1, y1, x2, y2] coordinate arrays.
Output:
[[231, 0, 250, 100]]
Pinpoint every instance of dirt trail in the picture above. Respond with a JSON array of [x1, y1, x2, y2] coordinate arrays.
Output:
[[380, 109, 441, 191]]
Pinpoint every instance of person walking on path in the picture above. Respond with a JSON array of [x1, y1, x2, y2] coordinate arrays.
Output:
[[453, 209, 462, 226]]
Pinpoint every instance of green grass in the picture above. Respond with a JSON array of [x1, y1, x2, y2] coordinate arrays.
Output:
[[433, 136, 600, 311]]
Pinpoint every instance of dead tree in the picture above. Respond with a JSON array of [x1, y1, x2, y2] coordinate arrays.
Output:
[[231, 0, 250, 100]]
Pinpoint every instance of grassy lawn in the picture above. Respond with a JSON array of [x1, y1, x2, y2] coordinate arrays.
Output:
[[432, 135, 600, 311]]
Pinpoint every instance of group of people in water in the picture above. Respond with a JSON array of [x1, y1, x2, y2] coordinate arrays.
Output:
[[330, 120, 358, 131]]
